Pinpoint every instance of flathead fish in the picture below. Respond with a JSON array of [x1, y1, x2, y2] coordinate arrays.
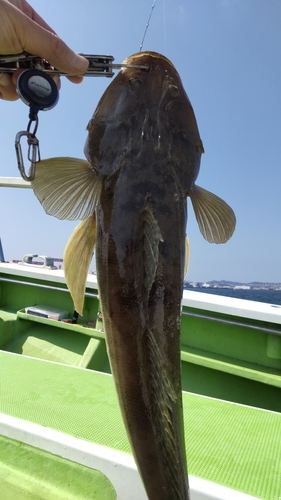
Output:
[[31, 51, 235, 500]]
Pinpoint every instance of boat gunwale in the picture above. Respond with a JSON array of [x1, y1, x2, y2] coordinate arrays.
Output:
[[0, 262, 280, 325]]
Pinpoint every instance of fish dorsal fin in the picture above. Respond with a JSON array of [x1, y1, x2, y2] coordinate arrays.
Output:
[[184, 234, 190, 278], [31, 157, 101, 220], [189, 185, 236, 243], [64, 214, 96, 315], [136, 206, 163, 297]]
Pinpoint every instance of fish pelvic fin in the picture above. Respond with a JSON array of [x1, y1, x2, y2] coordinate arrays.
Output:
[[190, 185, 236, 243], [184, 234, 190, 278], [31, 157, 101, 220], [64, 214, 96, 315]]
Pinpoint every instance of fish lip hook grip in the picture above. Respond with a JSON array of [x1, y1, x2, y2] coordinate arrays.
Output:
[[0, 52, 149, 77]]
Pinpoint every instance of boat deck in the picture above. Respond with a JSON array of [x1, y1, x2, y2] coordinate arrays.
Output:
[[0, 434, 116, 500], [1, 350, 280, 500]]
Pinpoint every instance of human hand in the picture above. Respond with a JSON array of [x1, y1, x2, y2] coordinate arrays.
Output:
[[0, 0, 88, 100]]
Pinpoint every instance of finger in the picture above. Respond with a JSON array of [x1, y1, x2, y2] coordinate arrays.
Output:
[[0, 72, 18, 101], [43, 36, 89, 76], [21, 20, 89, 76], [3, 2, 88, 76], [66, 75, 84, 84]]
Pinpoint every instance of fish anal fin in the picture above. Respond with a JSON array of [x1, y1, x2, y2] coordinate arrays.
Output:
[[139, 328, 187, 498], [64, 214, 96, 315], [31, 157, 101, 220], [190, 185, 236, 243], [184, 234, 190, 278]]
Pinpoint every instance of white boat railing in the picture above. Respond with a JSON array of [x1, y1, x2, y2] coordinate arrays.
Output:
[[0, 176, 31, 188]]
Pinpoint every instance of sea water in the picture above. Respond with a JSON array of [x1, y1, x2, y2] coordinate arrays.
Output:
[[185, 287, 281, 306]]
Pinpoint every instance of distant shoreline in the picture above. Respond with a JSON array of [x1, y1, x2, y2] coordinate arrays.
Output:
[[183, 286, 281, 306], [184, 280, 281, 291]]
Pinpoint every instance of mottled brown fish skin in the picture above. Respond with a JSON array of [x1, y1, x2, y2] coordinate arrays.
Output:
[[31, 49, 235, 498], [87, 52, 203, 499]]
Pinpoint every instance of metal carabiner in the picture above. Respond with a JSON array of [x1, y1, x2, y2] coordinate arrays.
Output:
[[15, 129, 40, 182]]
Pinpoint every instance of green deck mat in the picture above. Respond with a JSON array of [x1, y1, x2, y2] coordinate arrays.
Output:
[[0, 435, 116, 500], [1, 351, 281, 499]]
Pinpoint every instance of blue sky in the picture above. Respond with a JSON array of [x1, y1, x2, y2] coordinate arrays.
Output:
[[1, 0, 281, 283]]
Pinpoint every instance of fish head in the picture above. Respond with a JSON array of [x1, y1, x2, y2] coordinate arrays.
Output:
[[85, 51, 204, 192]]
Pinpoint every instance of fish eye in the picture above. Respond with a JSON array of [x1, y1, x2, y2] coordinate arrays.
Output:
[[168, 84, 179, 96], [129, 77, 142, 89]]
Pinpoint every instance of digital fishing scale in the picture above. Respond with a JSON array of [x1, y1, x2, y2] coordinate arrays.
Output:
[[0, 53, 149, 181]]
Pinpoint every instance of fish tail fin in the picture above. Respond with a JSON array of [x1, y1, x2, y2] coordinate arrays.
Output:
[[64, 214, 97, 315], [189, 185, 236, 243]]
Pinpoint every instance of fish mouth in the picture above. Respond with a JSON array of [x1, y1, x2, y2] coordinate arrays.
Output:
[[122, 51, 177, 73]]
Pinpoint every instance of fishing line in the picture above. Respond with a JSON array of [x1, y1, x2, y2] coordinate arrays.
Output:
[[163, 0, 167, 53], [139, 0, 157, 51]]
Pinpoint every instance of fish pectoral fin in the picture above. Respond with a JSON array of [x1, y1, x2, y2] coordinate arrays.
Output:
[[184, 234, 190, 278], [64, 214, 96, 315], [31, 157, 102, 220], [136, 206, 163, 296], [190, 185, 236, 243]]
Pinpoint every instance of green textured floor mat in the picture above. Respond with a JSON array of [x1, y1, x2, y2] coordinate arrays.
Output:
[[1, 351, 281, 499], [186, 396, 281, 499], [0, 435, 116, 499]]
